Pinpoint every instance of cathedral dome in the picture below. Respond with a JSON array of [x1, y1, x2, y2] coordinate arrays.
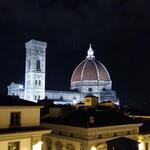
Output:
[[71, 45, 111, 88]]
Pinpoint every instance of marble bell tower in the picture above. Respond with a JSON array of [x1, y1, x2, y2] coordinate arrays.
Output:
[[24, 39, 47, 102]]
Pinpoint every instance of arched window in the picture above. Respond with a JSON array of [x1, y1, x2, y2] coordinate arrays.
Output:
[[60, 96, 63, 100], [70, 133, 73, 137], [96, 144, 105, 150], [39, 80, 41, 86], [36, 60, 41, 71], [55, 141, 63, 150], [35, 80, 38, 85], [103, 88, 106, 91], [44, 138, 52, 150], [66, 144, 75, 150], [28, 60, 30, 70], [88, 87, 93, 92]]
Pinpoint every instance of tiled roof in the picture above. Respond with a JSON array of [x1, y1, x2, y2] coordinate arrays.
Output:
[[71, 59, 110, 83]]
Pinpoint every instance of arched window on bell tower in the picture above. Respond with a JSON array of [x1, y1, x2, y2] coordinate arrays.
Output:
[[36, 60, 41, 71], [28, 60, 30, 70], [88, 87, 93, 92]]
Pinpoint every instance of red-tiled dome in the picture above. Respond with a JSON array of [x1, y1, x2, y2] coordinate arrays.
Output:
[[71, 45, 110, 84]]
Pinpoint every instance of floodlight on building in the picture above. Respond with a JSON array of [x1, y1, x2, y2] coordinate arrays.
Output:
[[19, 85, 23, 89], [91, 146, 97, 150], [138, 142, 144, 150], [33, 141, 43, 150], [138, 135, 144, 150]]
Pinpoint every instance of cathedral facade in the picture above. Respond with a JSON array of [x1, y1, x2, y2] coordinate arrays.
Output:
[[7, 39, 118, 104]]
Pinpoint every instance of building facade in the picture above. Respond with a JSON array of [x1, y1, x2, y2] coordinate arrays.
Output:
[[41, 100, 141, 150], [8, 39, 118, 104], [42, 123, 141, 150], [40, 94, 150, 150], [0, 95, 50, 150]]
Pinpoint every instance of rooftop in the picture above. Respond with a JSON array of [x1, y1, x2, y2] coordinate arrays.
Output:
[[0, 126, 50, 135], [25, 39, 47, 46], [0, 95, 42, 106], [42, 109, 138, 128]]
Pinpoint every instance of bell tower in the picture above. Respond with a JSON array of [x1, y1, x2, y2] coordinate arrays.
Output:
[[24, 39, 47, 102]]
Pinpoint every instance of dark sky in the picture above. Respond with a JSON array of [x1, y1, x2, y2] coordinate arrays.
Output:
[[0, 0, 150, 107]]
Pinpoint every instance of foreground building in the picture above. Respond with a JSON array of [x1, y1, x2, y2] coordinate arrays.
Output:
[[41, 96, 141, 150], [40, 95, 150, 150], [0, 95, 50, 150], [42, 111, 141, 150], [8, 39, 118, 104], [128, 113, 150, 150]]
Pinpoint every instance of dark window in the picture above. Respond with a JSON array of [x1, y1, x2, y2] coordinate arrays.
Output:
[[127, 131, 130, 135], [88, 87, 92, 92], [60, 96, 63, 100], [35, 80, 37, 85], [39, 80, 41, 85], [114, 133, 117, 136], [45, 139, 52, 150], [28, 60, 30, 70], [10, 112, 21, 127], [70, 133, 73, 137], [103, 88, 106, 91], [36, 60, 41, 70], [55, 141, 63, 150], [35, 95, 37, 100], [66, 144, 75, 150], [38, 95, 40, 100], [47, 145, 51, 150], [99, 134, 102, 139], [112, 146, 115, 150], [145, 143, 149, 150], [8, 141, 20, 150]]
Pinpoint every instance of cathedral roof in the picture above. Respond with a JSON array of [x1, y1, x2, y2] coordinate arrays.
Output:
[[71, 45, 111, 85]]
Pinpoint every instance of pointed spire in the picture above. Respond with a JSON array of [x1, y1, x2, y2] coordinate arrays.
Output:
[[86, 43, 95, 59]]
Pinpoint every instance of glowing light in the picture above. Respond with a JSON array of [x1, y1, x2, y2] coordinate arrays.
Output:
[[138, 142, 144, 150], [138, 135, 144, 150], [91, 146, 97, 150], [73, 100, 77, 104], [33, 141, 43, 150], [19, 85, 23, 89], [138, 135, 144, 141]]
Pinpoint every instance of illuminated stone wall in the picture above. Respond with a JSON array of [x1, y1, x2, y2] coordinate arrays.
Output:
[[7, 40, 118, 104], [24, 39, 47, 102], [138, 134, 150, 150], [45, 90, 81, 104], [0, 138, 31, 150], [0, 103, 50, 150], [42, 123, 141, 150], [0, 107, 41, 128]]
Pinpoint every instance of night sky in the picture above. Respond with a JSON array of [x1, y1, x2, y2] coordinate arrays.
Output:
[[0, 0, 150, 108]]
